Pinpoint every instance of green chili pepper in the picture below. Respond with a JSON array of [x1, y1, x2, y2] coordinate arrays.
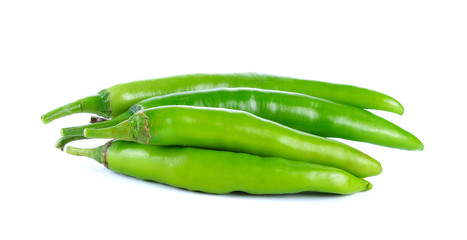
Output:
[[66, 140, 372, 195], [41, 73, 405, 124], [82, 105, 382, 178], [61, 88, 423, 150]]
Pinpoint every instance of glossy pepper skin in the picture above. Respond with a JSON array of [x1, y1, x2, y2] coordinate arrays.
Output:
[[66, 140, 373, 195], [83, 106, 382, 178], [61, 88, 423, 150], [41, 73, 405, 124]]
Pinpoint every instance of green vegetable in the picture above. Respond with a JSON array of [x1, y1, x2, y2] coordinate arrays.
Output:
[[83, 105, 382, 177], [66, 140, 373, 195], [61, 88, 422, 150], [41, 73, 404, 124]]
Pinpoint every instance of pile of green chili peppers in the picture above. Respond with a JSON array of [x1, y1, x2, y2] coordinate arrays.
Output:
[[43, 73, 423, 195]]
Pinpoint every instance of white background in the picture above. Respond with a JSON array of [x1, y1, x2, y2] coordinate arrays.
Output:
[[1, 1, 466, 239]]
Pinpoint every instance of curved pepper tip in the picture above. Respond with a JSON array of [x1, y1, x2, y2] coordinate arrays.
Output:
[[374, 165, 383, 177], [418, 142, 424, 151], [365, 181, 373, 191], [393, 100, 405, 115], [411, 136, 424, 151], [396, 107, 405, 115]]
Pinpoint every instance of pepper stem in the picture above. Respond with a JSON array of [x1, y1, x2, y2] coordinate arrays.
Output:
[[41, 90, 110, 124], [90, 116, 108, 123], [61, 110, 133, 137], [41, 98, 84, 124], [66, 144, 106, 164], [84, 120, 136, 141], [55, 136, 89, 151]]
